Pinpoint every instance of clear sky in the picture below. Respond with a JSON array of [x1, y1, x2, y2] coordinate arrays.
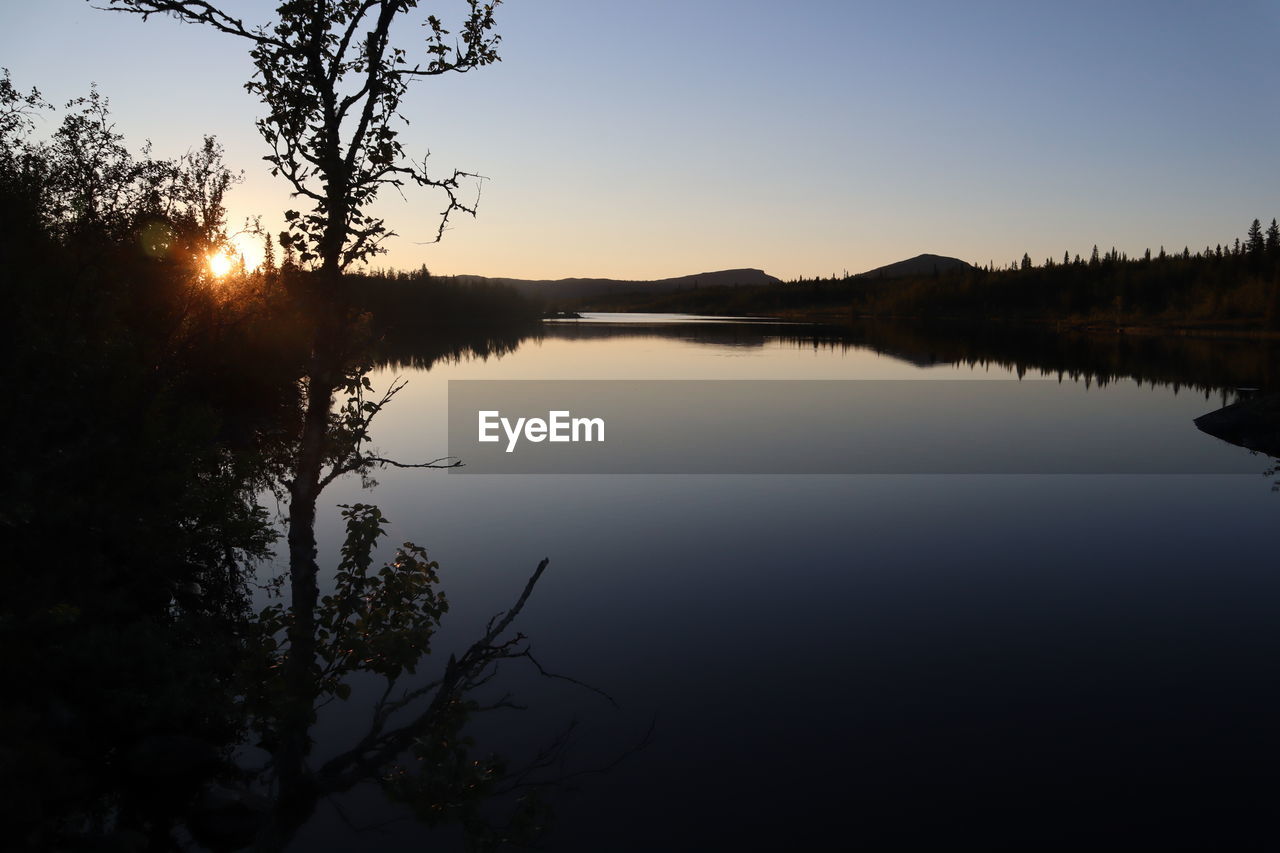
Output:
[[2, 0, 1277, 280]]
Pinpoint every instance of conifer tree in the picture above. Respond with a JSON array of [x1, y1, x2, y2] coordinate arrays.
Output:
[[1247, 218, 1264, 256]]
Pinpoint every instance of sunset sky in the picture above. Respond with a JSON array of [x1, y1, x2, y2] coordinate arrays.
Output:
[[3, 0, 1277, 281]]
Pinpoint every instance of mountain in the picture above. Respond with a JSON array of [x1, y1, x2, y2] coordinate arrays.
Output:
[[853, 254, 974, 280], [448, 268, 783, 302]]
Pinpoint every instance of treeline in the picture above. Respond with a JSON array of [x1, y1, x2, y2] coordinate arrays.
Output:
[[849, 224, 1280, 328], [338, 266, 541, 358], [582, 221, 1280, 332]]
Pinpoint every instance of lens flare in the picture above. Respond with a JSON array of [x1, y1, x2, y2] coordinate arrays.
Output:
[[208, 250, 234, 278]]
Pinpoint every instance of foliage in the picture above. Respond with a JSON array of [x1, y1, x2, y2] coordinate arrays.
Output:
[[324, 505, 448, 682], [103, 0, 504, 271], [242, 504, 448, 726], [0, 72, 289, 846]]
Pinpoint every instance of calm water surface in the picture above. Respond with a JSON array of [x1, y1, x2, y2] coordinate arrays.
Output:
[[288, 316, 1278, 851]]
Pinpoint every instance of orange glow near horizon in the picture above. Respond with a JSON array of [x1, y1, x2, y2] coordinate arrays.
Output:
[[207, 234, 266, 278], [231, 234, 265, 273], [208, 250, 235, 278]]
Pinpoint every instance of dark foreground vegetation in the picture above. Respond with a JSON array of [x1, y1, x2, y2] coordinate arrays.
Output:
[[0, 71, 551, 850], [583, 228, 1280, 333]]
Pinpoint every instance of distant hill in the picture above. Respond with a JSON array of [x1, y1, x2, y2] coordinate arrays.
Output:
[[448, 268, 783, 303], [854, 254, 975, 280]]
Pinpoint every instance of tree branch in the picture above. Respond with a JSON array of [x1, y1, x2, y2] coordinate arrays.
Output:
[[95, 0, 281, 45], [315, 558, 550, 792], [329, 0, 381, 89]]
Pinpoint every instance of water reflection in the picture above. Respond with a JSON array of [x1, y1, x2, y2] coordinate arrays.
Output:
[[419, 315, 1277, 396], [400, 316, 1279, 850], [374, 325, 530, 372], [17, 314, 1279, 851], [841, 319, 1278, 394]]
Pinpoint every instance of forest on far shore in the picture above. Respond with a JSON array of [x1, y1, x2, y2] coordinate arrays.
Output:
[[576, 223, 1280, 333]]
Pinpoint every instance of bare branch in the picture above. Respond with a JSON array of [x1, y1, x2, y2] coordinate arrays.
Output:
[[366, 455, 462, 470], [480, 559, 548, 647], [517, 649, 620, 709], [494, 716, 657, 796], [94, 1, 279, 45], [315, 558, 551, 792]]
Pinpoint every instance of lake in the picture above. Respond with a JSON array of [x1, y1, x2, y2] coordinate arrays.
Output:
[[287, 315, 1278, 850]]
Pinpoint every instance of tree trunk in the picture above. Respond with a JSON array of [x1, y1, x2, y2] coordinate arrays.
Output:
[[271, 268, 345, 839]]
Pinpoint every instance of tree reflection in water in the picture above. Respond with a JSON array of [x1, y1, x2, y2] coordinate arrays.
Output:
[[6, 327, 618, 851]]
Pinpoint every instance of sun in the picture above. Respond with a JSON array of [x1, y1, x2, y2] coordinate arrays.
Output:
[[208, 250, 235, 278]]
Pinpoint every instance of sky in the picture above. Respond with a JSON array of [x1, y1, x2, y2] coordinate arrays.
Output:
[[2, 0, 1278, 281]]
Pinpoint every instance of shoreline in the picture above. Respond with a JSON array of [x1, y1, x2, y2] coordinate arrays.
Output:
[[738, 307, 1280, 341]]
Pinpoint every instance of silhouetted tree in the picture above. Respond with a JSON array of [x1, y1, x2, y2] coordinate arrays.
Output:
[[100, 0, 519, 843], [1247, 218, 1265, 256], [262, 230, 277, 274]]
